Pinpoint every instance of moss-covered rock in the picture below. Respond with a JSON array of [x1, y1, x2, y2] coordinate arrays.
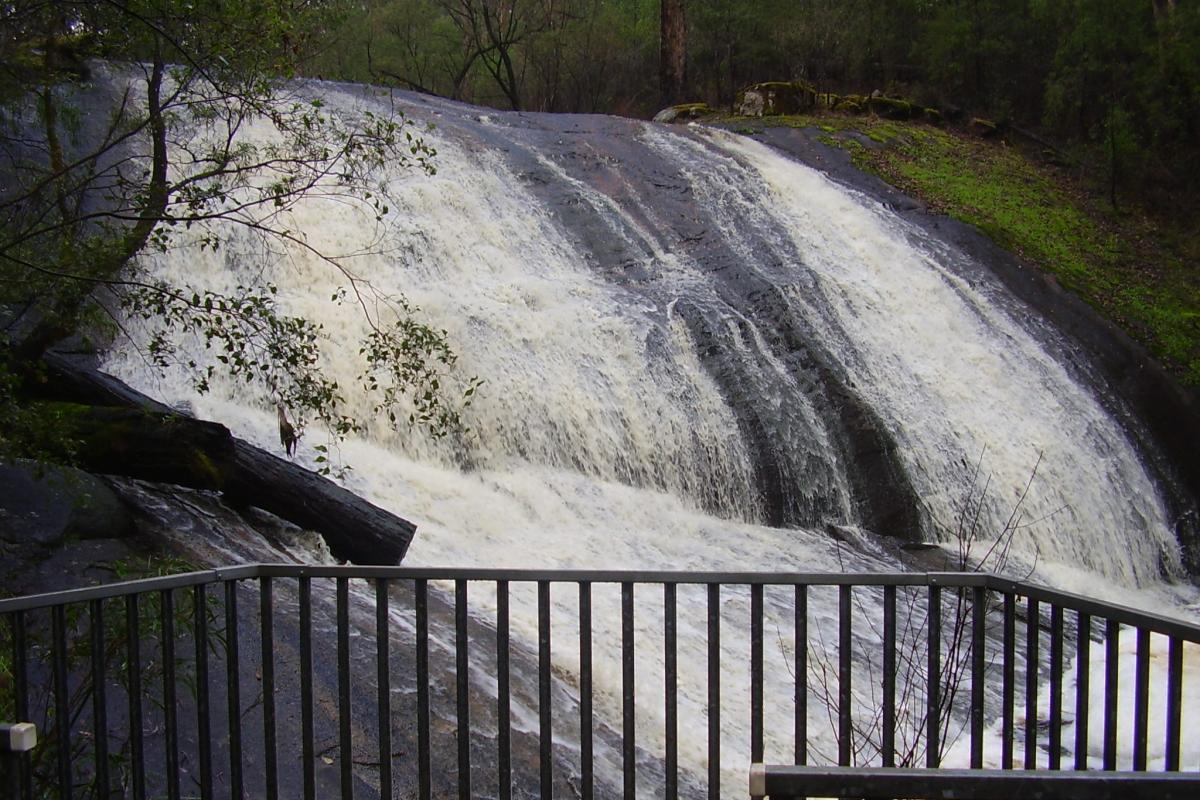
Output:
[[867, 96, 920, 120], [923, 107, 943, 125], [970, 117, 1001, 137], [652, 102, 713, 124], [737, 81, 817, 117], [834, 98, 865, 114]]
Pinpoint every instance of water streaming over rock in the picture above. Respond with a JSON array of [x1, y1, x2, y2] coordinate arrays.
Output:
[[100, 80, 1198, 795]]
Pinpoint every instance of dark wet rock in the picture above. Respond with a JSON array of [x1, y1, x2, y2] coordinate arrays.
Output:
[[4, 537, 138, 597], [0, 460, 132, 546]]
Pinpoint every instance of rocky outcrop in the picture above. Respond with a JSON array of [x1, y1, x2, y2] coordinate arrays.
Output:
[[652, 102, 712, 124], [737, 81, 817, 117], [0, 460, 132, 546]]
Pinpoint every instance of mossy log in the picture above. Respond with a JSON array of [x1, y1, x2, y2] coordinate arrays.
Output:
[[49, 404, 236, 490]]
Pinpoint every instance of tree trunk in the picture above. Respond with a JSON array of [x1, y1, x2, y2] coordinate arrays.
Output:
[[660, 0, 687, 106]]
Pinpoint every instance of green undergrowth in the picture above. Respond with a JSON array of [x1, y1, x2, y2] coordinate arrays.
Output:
[[729, 114, 1200, 386]]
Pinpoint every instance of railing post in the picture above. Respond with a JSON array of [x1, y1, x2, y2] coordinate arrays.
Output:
[[707, 583, 721, 800], [2, 722, 37, 800]]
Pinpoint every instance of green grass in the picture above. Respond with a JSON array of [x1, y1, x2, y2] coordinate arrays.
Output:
[[730, 113, 1200, 385]]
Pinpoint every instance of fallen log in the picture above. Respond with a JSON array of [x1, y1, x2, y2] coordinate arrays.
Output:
[[221, 444, 416, 565], [49, 403, 235, 491], [37, 352, 417, 564]]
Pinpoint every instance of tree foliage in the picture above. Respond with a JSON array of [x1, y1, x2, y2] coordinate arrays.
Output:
[[315, 0, 1200, 206], [0, 0, 478, 463]]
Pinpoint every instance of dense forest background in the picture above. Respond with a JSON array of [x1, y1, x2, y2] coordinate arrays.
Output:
[[311, 0, 1199, 211]]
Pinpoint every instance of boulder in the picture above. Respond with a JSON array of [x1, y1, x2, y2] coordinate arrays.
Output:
[[867, 95, 920, 120], [0, 460, 132, 546], [652, 102, 712, 124], [970, 117, 1001, 137], [736, 81, 817, 117]]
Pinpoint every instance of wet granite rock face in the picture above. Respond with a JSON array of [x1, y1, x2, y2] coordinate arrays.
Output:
[[0, 460, 133, 547], [0, 461, 143, 598]]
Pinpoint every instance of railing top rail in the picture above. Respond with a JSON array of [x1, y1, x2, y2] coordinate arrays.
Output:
[[986, 577, 1200, 641], [1, 563, 1198, 640], [0, 565, 262, 612]]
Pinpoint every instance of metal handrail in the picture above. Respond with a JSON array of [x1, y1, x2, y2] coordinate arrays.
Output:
[[2, 565, 1197, 800], [3, 566, 1198, 639]]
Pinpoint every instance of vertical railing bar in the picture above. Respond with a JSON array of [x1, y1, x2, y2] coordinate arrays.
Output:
[[52, 604, 71, 800], [1165, 636, 1182, 771], [621, 581, 635, 800], [538, 580, 552, 800], [161, 589, 180, 800], [1048, 605, 1064, 771], [838, 585, 852, 767], [260, 577, 278, 800], [795, 585, 807, 766], [89, 601, 109, 800], [195, 584, 212, 800], [707, 583, 720, 800], [970, 586, 986, 769], [1001, 591, 1015, 771], [1132, 626, 1150, 771], [337, 577, 353, 800], [225, 581, 243, 800], [498, 580, 512, 800], [1023, 597, 1039, 770], [126, 594, 144, 800], [664, 583, 678, 800], [14, 610, 31, 799], [299, 577, 314, 800], [416, 579, 430, 800], [1074, 611, 1091, 770], [456, 579, 471, 800], [579, 581, 593, 800], [926, 585, 941, 768], [882, 585, 896, 768], [1103, 619, 1119, 770], [751, 583, 764, 764], [376, 578, 392, 800]]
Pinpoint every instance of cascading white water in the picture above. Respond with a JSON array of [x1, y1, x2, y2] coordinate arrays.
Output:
[[641, 128, 1180, 585], [101, 81, 1199, 795]]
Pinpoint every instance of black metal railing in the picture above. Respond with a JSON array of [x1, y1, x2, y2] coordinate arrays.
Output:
[[1, 566, 1198, 799]]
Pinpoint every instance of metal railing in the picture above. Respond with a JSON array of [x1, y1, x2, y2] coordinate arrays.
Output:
[[1, 565, 1198, 799]]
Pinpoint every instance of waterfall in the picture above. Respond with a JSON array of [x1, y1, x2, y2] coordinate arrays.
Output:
[[99, 80, 1197, 795]]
